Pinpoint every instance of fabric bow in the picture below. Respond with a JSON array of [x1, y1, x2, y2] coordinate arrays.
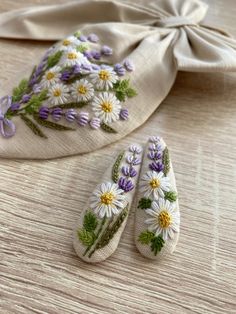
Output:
[[0, 96, 16, 138], [0, 0, 235, 159]]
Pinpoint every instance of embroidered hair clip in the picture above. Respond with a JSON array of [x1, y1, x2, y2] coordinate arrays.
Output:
[[73, 144, 143, 263], [135, 137, 180, 259]]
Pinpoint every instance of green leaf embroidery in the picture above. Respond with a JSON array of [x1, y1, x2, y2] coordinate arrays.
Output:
[[162, 147, 170, 176], [20, 114, 47, 138], [76, 43, 89, 53], [112, 151, 124, 183], [164, 191, 177, 202], [100, 122, 117, 133], [83, 211, 98, 232], [113, 79, 137, 102], [47, 51, 63, 68], [78, 229, 96, 246], [50, 102, 87, 110], [138, 231, 155, 244], [74, 31, 81, 38], [33, 114, 75, 131], [24, 90, 48, 114], [138, 197, 152, 209], [150, 235, 165, 255], [12, 79, 29, 102]]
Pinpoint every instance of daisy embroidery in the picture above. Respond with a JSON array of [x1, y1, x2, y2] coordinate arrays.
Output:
[[90, 67, 118, 90], [90, 182, 126, 218], [41, 66, 61, 88], [47, 83, 70, 105], [71, 79, 94, 102], [92, 92, 121, 124], [139, 171, 170, 199], [58, 36, 81, 51], [145, 198, 180, 240], [61, 48, 89, 67]]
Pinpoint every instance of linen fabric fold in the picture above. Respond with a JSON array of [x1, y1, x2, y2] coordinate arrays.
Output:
[[0, 0, 235, 159]]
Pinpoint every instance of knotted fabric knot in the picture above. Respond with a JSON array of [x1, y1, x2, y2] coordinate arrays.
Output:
[[155, 16, 197, 28], [0, 95, 16, 138]]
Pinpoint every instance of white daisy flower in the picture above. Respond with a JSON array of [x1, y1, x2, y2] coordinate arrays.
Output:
[[60, 48, 89, 67], [71, 79, 94, 102], [58, 36, 81, 51], [90, 67, 118, 90], [47, 83, 70, 105], [91, 92, 121, 124], [145, 198, 180, 240], [41, 66, 61, 88], [139, 171, 171, 199], [90, 182, 126, 218]]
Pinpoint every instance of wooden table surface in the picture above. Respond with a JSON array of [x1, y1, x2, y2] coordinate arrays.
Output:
[[0, 1, 236, 313]]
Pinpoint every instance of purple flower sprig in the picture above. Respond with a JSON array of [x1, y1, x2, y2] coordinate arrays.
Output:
[[148, 137, 164, 173]]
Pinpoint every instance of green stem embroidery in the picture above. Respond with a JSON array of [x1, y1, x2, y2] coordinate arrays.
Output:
[[112, 151, 124, 183], [138, 230, 165, 255], [20, 114, 47, 138], [162, 147, 170, 176], [50, 102, 88, 109], [100, 122, 117, 133], [33, 114, 75, 131]]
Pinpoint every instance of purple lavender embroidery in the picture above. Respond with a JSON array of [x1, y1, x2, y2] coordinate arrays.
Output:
[[124, 59, 135, 72], [90, 117, 100, 129], [39, 106, 49, 120], [21, 94, 31, 103], [79, 35, 87, 42], [118, 177, 134, 192], [65, 109, 77, 122], [91, 50, 101, 60], [122, 166, 137, 178], [91, 64, 100, 71], [149, 162, 164, 172], [10, 103, 20, 111], [148, 151, 162, 160], [119, 108, 129, 120], [32, 84, 42, 94], [129, 145, 142, 154], [114, 63, 126, 76], [60, 70, 73, 82], [126, 155, 141, 165], [73, 64, 81, 74], [78, 112, 89, 126], [51, 107, 63, 121], [87, 33, 99, 43], [83, 51, 93, 60], [101, 45, 113, 56]]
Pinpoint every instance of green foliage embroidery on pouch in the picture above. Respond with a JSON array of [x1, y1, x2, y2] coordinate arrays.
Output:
[[12, 79, 29, 102], [164, 191, 178, 202], [100, 122, 118, 133], [20, 114, 47, 138], [138, 197, 152, 209], [24, 90, 48, 114], [33, 114, 75, 131], [112, 151, 124, 183], [83, 211, 98, 232], [162, 147, 170, 176], [78, 229, 96, 246], [113, 79, 137, 101], [47, 51, 63, 68]]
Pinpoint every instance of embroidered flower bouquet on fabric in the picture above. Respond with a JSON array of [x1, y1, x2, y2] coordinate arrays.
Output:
[[2, 31, 136, 138]]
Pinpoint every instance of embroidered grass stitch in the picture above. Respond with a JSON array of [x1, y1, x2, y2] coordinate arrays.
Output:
[[138, 137, 179, 255], [79, 145, 142, 258], [1, 32, 137, 138]]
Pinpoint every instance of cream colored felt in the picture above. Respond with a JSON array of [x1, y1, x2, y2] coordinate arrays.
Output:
[[135, 137, 179, 260], [73, 144, 143, 263], [0, 0, 236, 158]]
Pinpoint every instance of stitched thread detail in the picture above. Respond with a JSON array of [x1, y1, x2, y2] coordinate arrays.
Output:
[[162, 147, 170, 176], [138, 197, 152, 209], [112, 151, 125, 183], [20, 114, 47, 138]]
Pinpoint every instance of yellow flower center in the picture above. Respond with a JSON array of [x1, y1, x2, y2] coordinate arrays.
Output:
[[101, 101, 113, 113], [99, 70, 110, 81], [46, 72, 55, 80], [78, 85, 87, 95], [67, 52, 77, 60], [100, 192, 114, 205], [149, 178, 160, 189], [63, 39, 71, 46], [53, 88, 62, 97], [158, 210, 172, 228]]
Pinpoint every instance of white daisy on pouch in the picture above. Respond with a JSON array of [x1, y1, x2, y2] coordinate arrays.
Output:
[[139, 171, 170, 199], [71, 79, 94, 102], [60, 48, 89, 67], [145, 198, 180, 240], [90, 67, 118, 90], [91, 92, 121, 124], [90, 182, 126, 218], [47, 83, 70, 105], [41, 66, 61, 88], [58, 36, 81, 51]]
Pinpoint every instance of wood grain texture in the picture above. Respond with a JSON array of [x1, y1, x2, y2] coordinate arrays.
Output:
[[0, 0, 236, 313]]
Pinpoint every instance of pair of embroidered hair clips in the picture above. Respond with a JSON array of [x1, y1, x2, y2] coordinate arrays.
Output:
[[73, 136, 180, 263]]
